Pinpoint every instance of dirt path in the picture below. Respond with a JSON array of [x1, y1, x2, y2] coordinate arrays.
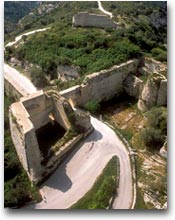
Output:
[[5, 27, 50, 47], [25, 117, 132, 209]]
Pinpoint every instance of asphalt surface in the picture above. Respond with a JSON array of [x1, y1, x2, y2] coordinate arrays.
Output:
[[4, 63, 37, 96], [26, 117, 132, 209]]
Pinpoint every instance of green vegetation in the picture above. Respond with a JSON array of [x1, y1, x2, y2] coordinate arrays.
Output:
[[4, 94, 41, 208], [134, 157, 147, 209], [141, 107, 167, 151], [11, 28, 141, 80], [4, 1, 37, 35], [71, 156, 119, 209], [5, 1, 166, 90], [52, 128, 78, 152], [30, 65, 48, 88], [84, 100, 100, 114]]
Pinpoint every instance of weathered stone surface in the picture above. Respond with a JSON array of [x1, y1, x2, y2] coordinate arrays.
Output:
[[9, 90, 92, 183], [157, 79, 167, 106], [123, 74, 144, 98], [140, 57, 167, 76], [73, 12, 117, 28], [138, 73, 167, 111], [57, 65, 79, 82], [60, 59, 139, 107]]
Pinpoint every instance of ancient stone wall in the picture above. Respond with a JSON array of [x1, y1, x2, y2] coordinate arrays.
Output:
[[73, 12, 117, 28], [60, 59, 139, 106], [21, 91, 53, 130], [9, 90, 92, 183], [138, 73, 167, 111]]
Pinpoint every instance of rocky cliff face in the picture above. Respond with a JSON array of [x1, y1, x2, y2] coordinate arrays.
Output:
[[123, 74, 144, 99], [138, 73, 167, 111]]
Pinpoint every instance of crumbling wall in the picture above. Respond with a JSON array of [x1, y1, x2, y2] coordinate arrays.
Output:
[[24, 129, 43, 182], [9, 100, 43, 183], [73, 12, 117, 28], [60, 59, 139, 106], [138, 73, 167, 111], [9, 90, 92, 183], [21, 91, 53, 130]]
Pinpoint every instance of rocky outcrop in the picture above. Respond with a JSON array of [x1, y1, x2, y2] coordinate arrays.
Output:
[[157, 79, 167, 106], [73, 12, 117, 29], [140, 57, 167, 76], [123, 74, 144, 99], [57, 65, 80, 82], [138, 73, 167, 111]]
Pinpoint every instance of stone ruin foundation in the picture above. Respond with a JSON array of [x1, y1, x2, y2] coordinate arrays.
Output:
[[9, 90, 92, 184]]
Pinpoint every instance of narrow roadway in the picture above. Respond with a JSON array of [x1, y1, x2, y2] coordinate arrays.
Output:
[[4, 63, 37, 96], [5, 25, 133, 209], [26, 117, 132, 209]]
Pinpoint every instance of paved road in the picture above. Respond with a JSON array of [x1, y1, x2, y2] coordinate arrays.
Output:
[[98, 1, 113, 18], [4, 63, 37, 96], [5, 27, 50, 47], [26, 117, 132, 209]]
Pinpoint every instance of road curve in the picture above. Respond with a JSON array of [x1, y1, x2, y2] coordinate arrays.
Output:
[[25, 117, 132, 209], [98, 1, 113, 18]]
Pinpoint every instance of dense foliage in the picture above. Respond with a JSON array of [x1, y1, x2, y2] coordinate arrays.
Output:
[[9, 25, 141, 79], [5, 1, 167, 87], [4, 1, 38, 34], [84, 100, 100, 114], [141, 107, 167, 150], [4, 94, 41, 208], [71, 156, 118, 209]]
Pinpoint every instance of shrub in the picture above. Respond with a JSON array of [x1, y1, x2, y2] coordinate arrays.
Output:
[[151, 47, 167, 62], [84, 100, 100, 114], [30, 65, 48, 88], [141, 107, 167, 150]]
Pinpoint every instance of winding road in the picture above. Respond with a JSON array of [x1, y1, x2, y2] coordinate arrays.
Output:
[[5, 6, 133, 209], [24, 117, 132, 209], [5, 27, 50, 47], [98, 1, 113, 18]]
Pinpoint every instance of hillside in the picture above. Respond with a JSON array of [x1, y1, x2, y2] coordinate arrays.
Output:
[[4, 1, 38, 34], [4, 1, 167, 89], [4, 1, 167, 209]]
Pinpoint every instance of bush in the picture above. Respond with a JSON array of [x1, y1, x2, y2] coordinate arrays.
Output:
[[84, 100, 100, 114], [30, 65, 48, 88], [151, 47, 167, 62], [141, 107, 167, 150]]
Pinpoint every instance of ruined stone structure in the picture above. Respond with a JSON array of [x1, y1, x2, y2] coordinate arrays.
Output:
[[5, 57, 167, 184], [57, 65, 80, 82], [138, 73, 167, 111], [60, 59, 139, 107], [9, 90, 92, 183], [72, 12, 117, 28]]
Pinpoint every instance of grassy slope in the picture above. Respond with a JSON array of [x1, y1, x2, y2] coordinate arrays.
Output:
[[71, 156, 119, 209]]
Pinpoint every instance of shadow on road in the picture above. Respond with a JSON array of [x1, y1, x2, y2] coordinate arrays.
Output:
[[44, 164, 72, 192], [85, 129, 103, 143], [42, 128, 102, 192]]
